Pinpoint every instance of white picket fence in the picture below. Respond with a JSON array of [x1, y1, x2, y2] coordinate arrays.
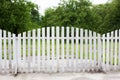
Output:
[[0, 27, 120, 74]]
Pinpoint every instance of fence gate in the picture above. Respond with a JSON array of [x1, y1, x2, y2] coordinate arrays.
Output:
[[16, 27, 102, 73]]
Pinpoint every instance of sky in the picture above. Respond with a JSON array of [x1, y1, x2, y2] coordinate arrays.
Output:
[[31, 0, 109, 15]]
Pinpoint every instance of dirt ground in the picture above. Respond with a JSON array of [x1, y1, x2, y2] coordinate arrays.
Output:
[[1, 71, 120, 80]]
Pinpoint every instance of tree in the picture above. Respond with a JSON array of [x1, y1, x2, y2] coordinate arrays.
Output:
[[0, 0, 40, 34], [40, 0, 98, 32]]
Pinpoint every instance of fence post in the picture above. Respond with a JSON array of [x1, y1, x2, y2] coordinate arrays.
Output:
[[13, 34, 18, 75]]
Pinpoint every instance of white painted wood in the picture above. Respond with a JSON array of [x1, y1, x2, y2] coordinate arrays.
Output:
[[2, 27, 120, 73], [106, 33, 110, 71], [56, 27, 60, 72], [0, 30, 2, 72], [42, 28, 45, 72], [114, 30, 118, 70], [102, 34, 106, 71], [71, 27, 74, 72], [8, 32, 12, 73], [3, 31, 7, 73], [97, 34, 102, 70], [80, 29, 83, 71], [32, 29, 36, 71], [119, 30, 120, 69], [18, 34, 21, 72], [93, 32, 96, 70], [89, 30, 92, 70], [66, 27, 69, 71], [37, 29, 41, 72], [12, 34, 17, 74], [75, 28, 79, 72], [110, 31, 113, 70], [27, 31, 31, 73], [85, 30, 88, 71], [51, 27, 55, 72], [23, 32, 26, 73], [47, 27, 50, 72]]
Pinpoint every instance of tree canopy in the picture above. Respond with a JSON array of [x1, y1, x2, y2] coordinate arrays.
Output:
[[0, 0, 41, 34]]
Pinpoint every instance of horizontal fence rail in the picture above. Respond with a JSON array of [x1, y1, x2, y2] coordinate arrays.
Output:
[[0, 27, 120, 74]]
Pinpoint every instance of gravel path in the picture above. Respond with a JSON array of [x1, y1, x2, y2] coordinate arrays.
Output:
[[1, 72, 120, 80]]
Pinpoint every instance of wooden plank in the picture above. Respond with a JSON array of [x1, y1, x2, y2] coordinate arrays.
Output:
[[32, 29, 36, 71], [61, 27, 65, 72], [85, 30, 88, 71], [66, 27, 69, 71], [80, 29, 83, 71], [12, 34, 17, 74], [47, 27, 50, 72], [102, 34, 106, 71], [97, 34, 102, 70], [28, 31, 31, 73], [23, 32, 26, 73], [8, 32, 12, 73], [110, 31, 113, 70], [0, 30, 2, 72], [56, 27, 60, 72], [75, 28, 79, 72], [42, 28, 45, 72], [114, 30, 117, 70], [3, 31, 7, 73], [37, 29, 41, 72], [119, 30, 120, 69], [93, 32, 96, 71], [71, 27, 74, 72], [106, 33, 110, 71], [51, 27, 55, 72], [18, 34, 22, 72], [89, 30, 92, 70]]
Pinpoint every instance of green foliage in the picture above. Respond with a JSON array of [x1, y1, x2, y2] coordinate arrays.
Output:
[[0, 0, 41, 35], [40, 0, 120, 34], [41, 0, 96, 30]]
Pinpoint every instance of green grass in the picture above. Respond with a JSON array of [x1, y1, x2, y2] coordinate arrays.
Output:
[[1, 40, 120, 65]]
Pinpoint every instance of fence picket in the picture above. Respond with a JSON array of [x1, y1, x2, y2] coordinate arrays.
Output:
[[18, 34, 21, 72], [56, 27, 60, 72], [71, 27, 74, 72], [110, 31, 113, 70], [80, 29, 83, 71], [66, 27, 69, 71], [98, 34, 101, 70], [47, 27, 50, 72], [0, 30, 2, 72], [114, 30, 118, 70], [85, 30, 88, 71], [12, 34, 17, 74], [106, 33, 110, 71], [8, 32, 12, 73], [61, 27, 65, 72], [3, 31, 7, 73], [75, 28, 79, 72], [37, 29, 41, 72], [42, 28, 45, 72], [93, 32, 97, 71], [51, 27, 55, 72], [119, 30, 120, 69], [27, 31, 31, 73], [32, 30, 36, 71], [102, 34, 106, 71], [89, 30, 92, 70], [22, 32, 26, 73]]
